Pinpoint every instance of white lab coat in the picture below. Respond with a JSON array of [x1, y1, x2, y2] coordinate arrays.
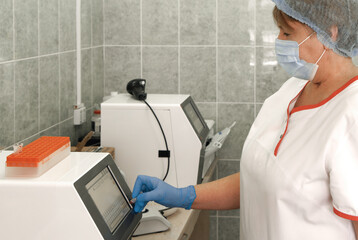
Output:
[[240, 76, 358, 240]]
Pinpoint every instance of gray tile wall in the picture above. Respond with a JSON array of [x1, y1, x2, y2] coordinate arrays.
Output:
[[103, 0, 289, 239], [0, 0, 104, 149]]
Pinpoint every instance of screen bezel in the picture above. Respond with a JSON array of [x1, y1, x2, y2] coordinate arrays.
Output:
[[74, 155, 142, 240], [181, 96, 209, 144], [181, 96, 210, 184], [85, 166, 131, 233]]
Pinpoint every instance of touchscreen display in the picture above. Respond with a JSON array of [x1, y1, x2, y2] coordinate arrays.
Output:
[[86, 167, 131, 233], [183, 101, 204, 134]]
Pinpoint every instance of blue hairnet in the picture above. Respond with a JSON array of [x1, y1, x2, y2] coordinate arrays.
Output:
[[272, 0, 358, 58]]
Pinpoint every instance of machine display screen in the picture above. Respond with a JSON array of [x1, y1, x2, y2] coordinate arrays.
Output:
[[86, 167, 131, 233], [183, 101, 205, 134]]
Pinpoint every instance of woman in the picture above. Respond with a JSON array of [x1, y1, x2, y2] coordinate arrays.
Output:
[[132, 0, 358, 239]]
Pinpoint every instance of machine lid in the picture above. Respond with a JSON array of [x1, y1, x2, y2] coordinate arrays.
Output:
[[102, 94, 191, 107]]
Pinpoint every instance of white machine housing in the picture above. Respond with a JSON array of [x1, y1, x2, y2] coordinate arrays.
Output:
[[101, 94, 210, 189], [0, 151, 141, 240]]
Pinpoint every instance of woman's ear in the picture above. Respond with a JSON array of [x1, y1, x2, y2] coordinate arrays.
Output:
[[330, 25, 338, 42]]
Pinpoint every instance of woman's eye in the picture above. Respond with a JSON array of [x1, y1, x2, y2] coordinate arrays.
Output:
[[284, 33, 290, 37]]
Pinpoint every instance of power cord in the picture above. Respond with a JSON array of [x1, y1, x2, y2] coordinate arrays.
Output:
[[143, 100, 170, 181]]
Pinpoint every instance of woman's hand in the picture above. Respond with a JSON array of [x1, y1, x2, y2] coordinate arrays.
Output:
[[132, 175, 196, 213]]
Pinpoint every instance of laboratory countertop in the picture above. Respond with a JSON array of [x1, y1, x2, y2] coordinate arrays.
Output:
[[132, 157, 218, 240]]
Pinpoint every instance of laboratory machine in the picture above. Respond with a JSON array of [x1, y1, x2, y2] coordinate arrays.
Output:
[[101, 94, 212, 190], [100, 89, 235, 236], [0, 148, 142, 240]]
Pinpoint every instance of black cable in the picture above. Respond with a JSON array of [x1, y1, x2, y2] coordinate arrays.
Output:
[[143, 100, 170, 181]]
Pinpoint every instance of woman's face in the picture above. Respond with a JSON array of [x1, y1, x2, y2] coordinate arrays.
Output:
[[277, 19, 325, 64]]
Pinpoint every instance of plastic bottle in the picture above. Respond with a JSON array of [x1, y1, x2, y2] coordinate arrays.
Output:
[[91, 110, 101, 136]]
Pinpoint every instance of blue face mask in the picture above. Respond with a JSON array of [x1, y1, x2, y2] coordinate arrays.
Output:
[[275, 33, 326, 81]]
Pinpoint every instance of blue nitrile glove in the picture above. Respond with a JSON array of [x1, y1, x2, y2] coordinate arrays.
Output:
[[132, 175, 197, 213]]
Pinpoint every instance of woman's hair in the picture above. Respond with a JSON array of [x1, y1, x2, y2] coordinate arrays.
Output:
[[271, 1, 358, 57], [272, 6, 297, 30]]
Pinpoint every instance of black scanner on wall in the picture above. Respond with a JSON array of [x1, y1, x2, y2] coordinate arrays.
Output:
[[126, 79, 147, 100], [125, 78, 170, 181]]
